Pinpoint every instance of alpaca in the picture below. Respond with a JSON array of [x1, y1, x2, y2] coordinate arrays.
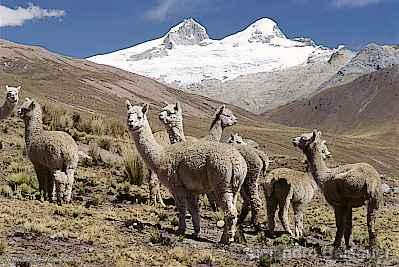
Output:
[[159, 102, 269, 229], [148, 104, 237, 206], [228, 133, 259, 148], [126, 100, 247, 243], [18, 98, 79, 204], [0, 85, 20, 120], [261, 140, 331, 238], [293, 130, 382, 249]]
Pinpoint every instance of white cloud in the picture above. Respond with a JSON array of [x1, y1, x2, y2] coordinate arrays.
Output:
[[331, 0, 385, 8], [144, 0, 217, 21], [0, 3, 65, 27], [145, 0, 186, 21]]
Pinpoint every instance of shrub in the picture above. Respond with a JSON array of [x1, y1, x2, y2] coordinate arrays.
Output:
[[90, 115, 106, 136], [88, 141, 102, 165], [121, 145, 145, 186]]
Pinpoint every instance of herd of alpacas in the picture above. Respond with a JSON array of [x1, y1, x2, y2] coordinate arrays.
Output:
[[1, 85, 383, 251]]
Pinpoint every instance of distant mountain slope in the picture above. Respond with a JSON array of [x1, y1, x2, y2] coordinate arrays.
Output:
[[266, 65, 399, 137], [319, 43, 399, 92], [88, 18, 346, 112], [184, 48, 354, 112], [0, 39, 258, 127]]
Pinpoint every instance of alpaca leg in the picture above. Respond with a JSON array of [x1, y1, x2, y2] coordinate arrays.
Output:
[[174, 189, 187, 236], [247, 174, 262, 230], [148, 171, 165, 207], [64, 168, 75, 203], [237, 186, 251, 225], [218, 191, 238, 244], [344, 208, 353, 249], [266, 195, 278, 234], [187, 193, 201, 237], [33, 164, 46, 200], [46, 171, 55, 202], [293, 203, 305, 238], [278, 188, 294, 236], [206, 192, 218, 212], [367, 201, 378, 250], [333, 207, 345, 248]]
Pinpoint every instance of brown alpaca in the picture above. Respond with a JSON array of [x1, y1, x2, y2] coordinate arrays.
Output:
[[293, 130, 382, 249]]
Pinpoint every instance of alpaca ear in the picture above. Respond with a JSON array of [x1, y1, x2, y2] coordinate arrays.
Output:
[[175, 102, 181, 112], [126, 100, 132, 110], [142, 103, 149, 114], [16, 86, 21, 92], [29, 100, 35, 109], [322, 140, 327, 145], [311, 129, 318, 142]]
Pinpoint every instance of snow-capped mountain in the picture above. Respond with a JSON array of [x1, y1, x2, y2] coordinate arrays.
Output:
[[89, 18, 333, 85], [88, 18, 349, 112]]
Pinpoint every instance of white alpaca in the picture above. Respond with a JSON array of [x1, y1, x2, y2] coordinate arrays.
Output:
[[18, 98, 79, 204], [0, 85, 20, 120], [126, 101, 247, 243]]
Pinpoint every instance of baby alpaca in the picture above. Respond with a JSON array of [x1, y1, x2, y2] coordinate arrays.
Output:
[[127, 101, 247, 243], [293, 130, 382, 249], [262, 140, 331, 238], [18, 98, 79, 203], [0, 85, 20, 120], [228, 133, 259, 148]]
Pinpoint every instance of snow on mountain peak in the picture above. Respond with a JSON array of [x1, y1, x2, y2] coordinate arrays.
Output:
[[246, 18, 286, 40], [163, 18, 209, 48], [88, 17, 335, 86]]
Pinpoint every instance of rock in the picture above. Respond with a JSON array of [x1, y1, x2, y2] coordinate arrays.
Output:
[[381, 183, 391, 193], [216, 220, 225, 228]]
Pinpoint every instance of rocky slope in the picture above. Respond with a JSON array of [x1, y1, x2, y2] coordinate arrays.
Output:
[[88, 18, 345, 113], [318, 43, 399, 92], [266, 65, 399, 138]]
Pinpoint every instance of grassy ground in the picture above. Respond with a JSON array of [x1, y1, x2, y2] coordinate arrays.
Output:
[[0, 114, 398, 267]]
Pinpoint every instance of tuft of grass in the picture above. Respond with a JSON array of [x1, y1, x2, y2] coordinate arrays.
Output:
[[272, 234, 296, 247], [22, 221, 51, 235], [7, 172, 38, 198], [0, 240, 7, 255], [88, 141, 102, 165], [121, 145, 145, 186]]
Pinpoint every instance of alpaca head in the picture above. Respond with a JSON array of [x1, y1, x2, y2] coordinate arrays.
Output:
[[213, 105, 237, 128], [292, 130, 331, 160], [126, 100, 149, 132], [17, 97, 38, 120], [53, 170, 67, 199], [228, 133, 246, 145], [5, 85, 20, 104], [159, 102, 183, 128]]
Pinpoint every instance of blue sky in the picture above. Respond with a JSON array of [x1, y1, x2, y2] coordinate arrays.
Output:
[[0, 0, 398, 58]]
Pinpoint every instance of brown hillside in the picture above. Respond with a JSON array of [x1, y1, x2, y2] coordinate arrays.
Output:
[[266, 66, 399, 138]]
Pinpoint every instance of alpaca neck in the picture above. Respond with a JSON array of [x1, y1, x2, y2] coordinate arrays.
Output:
[[0, 100, 16, 120], [305, 148, 330, 187], [24, 107, 43, 148], [207, 119, 223, 142], [130, 120, 164, 172], [166, 121, 186, 144]]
